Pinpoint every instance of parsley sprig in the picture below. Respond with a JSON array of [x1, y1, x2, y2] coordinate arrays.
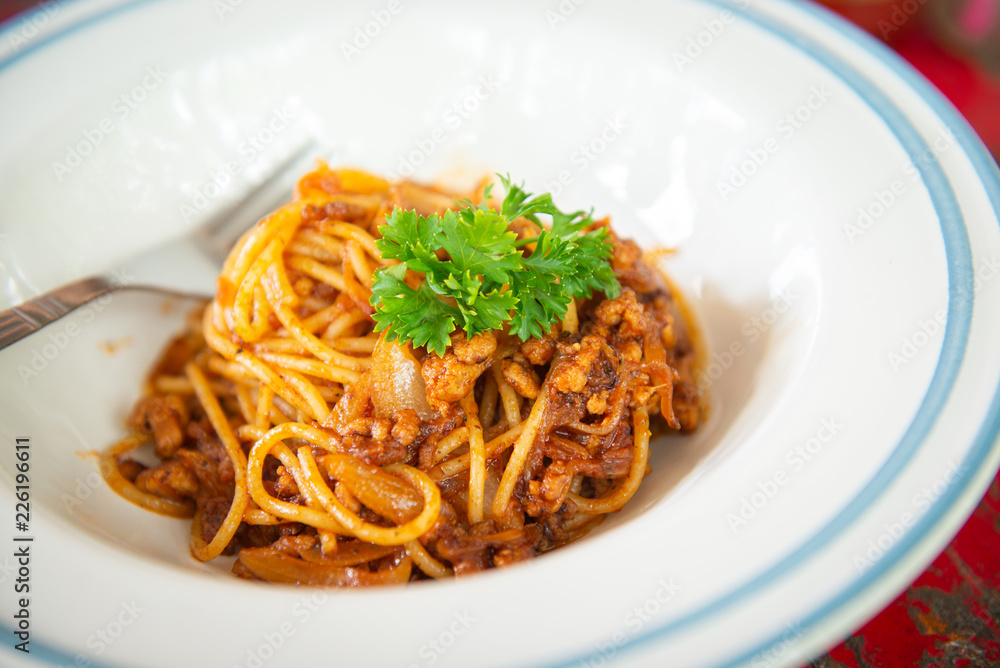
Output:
[[370, 176, 620, 356]]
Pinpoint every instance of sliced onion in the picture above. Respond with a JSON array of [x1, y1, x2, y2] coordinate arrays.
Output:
[[367, 334, 436, 420], [238, 549, 412, 586]]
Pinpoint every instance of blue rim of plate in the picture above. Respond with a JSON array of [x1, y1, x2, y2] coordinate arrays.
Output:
[[0, 1, 997, 667]]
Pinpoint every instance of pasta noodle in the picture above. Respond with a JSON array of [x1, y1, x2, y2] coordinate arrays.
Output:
[[102, 165, 705, 586]]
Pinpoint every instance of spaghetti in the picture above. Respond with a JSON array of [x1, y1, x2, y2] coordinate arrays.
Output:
[[103, 165, 705, 586]]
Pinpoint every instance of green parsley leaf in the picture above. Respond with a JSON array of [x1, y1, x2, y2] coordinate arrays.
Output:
[[376, 209, 442, 265], [438, 208, 520, 285], [369, 175, 621, 355], [370, 264, 458, 356]]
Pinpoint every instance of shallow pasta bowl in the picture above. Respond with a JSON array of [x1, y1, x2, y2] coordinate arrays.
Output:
[[1, 0, 999, 667]]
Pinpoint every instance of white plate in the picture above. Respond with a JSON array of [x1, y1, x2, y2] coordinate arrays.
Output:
[[1, 1, 999, 667]]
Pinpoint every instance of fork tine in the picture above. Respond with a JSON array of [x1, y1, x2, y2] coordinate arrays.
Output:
[[195, 138, 326, 262]]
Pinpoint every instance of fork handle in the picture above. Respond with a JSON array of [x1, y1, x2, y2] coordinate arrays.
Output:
[[0, 277, 117, 351]]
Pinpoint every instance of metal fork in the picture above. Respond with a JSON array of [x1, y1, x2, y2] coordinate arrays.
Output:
[[0, 139, 322, 351]]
